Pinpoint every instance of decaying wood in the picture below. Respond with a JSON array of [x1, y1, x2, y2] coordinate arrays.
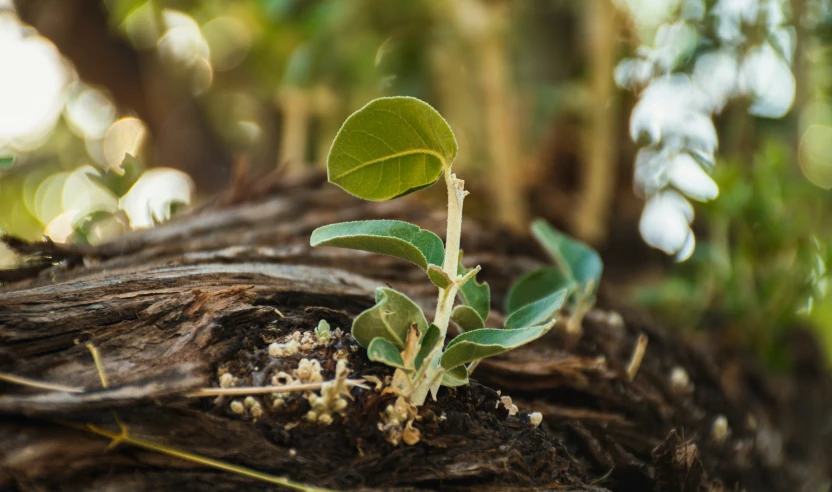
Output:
[[1, 170, 830, 491]]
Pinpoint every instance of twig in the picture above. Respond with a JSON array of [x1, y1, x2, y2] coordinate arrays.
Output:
[[86, 342, 109, 388], [60, 420, 333, 492], [187, 379, 369, 397], [0, 372, 84, 393], [626, 334, 649, 382]]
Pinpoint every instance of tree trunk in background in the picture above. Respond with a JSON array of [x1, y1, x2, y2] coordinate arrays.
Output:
[[1, 171, 830, 491]]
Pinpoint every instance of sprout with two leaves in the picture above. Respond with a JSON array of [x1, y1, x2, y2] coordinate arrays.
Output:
[[505, 219, 603, 338], [310, 97, 566, 405]]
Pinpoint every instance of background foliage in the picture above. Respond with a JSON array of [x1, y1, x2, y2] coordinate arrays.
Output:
[[2, 0, 832, 367]]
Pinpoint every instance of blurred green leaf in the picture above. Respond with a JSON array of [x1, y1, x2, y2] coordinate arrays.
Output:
[[505, 266, 572, 314], [504, 289, 566, 329], [531, 218, 603, 294]]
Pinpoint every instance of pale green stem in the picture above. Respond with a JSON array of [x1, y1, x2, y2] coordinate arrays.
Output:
[[434, 168, 466, 338], [408, 167, 467, 405]]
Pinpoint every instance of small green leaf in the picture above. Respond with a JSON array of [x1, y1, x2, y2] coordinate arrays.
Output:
[[451, 305, 485, 333], [311, 220, 444, 271], [367, 337, 406, 369], [327, 97, 458, 201], [505, 267, 574, 314], [315, 319, 331, 344], [504, 289, 567, 329], [458, 263, 490, 321], [440, 324, 553, 371], [531, 219, 603, 292], [351, 287, 428, 348], [414, 324, 441, 371], [427, 264, 452, 289], [441, 365, 468, 387], [0, 155, 14, 170]]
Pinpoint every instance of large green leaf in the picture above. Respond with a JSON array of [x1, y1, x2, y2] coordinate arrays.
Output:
[[440, 324, 553, 371], [457, 263, 490, 321], [327, 97, 458, 201], [351, 287, 428, 348], [310, 220, 444, 271], [367, 337, 406, 369], [531, 219, 603, 292], [451, 305, 485, 333], [504, 289, 567, 329], [505, 267, 574, 314]]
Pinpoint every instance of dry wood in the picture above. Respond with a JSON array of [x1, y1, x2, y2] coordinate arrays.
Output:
[[1, 170, 829, 491]]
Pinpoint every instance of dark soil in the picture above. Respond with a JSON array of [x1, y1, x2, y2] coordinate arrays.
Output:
[[1, 170, 830, 491]]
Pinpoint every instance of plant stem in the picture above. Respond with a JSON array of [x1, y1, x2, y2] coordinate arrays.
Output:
[[434, 168, 466, 338], [408, 168, 467, 405]]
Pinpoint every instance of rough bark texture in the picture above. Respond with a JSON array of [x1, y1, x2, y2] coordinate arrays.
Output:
[[1, 171, 830, 491]]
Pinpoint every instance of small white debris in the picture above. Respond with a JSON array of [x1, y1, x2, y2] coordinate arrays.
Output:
[[379, 396, 420, 446], [499, 396, 518, 416], [303, 360, 352, 426], [300, 332, 317, 351], [250, 402, 264, 419], [670, 366, 691, 393], [269, 339, 300, 358], [271, 395, 285, 408], [607, 311, 625, 329], [711, 415, 730, 443], [289, 448, 297, 457], [529, 412, 543, 428], [219, 372, 235, 388], [230, 400, 245, 415], [295, 358, 323, 383], [271, 371, 296, 386]]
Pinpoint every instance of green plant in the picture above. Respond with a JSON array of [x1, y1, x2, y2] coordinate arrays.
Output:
[[310, 97, 566, 405], [506, 219, 603, 337]]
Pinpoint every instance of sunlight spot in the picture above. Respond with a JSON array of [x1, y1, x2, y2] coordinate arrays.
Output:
[[799, 125, 832, 189], [158, 9, 209, 68], [64, 82, 117, 140], [34, 171, 70, 225], [202, 16, 251, 71], [0, 13, 68, 152], [119, 168, 193, 229], [103, 117, 148, 172]]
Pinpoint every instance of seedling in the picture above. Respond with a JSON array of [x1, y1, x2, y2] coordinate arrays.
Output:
[[310, 97, 566, 405], [505, 219, 603, 337]]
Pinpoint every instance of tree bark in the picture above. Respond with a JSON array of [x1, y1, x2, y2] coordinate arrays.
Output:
[[1, 171, 830, 491]]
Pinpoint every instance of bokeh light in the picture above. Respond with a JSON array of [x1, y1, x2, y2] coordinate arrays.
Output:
[[0, 13, 68, 153], [103, 117, 148, 172]]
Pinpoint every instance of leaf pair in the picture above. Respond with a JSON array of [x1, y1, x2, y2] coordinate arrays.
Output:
[[440, 289, 566, 374], [505, 219, 603, 313], [353, 288, 439, 372]]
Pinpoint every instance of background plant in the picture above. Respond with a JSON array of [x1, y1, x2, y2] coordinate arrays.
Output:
[[310, 96, 566, 405]]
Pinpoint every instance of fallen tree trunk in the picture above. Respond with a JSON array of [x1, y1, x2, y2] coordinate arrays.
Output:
[[1, 171, 830, 491]]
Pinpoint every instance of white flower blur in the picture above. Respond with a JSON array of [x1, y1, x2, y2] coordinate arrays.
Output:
[[639, 191, 696, 261]]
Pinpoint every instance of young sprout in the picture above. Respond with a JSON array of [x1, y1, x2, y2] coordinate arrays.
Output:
[[505, 219, 603, 338], [310, 97, 566, 406]]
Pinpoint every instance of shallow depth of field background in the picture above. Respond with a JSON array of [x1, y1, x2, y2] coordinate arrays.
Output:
[[2, 0, 832, 367]]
